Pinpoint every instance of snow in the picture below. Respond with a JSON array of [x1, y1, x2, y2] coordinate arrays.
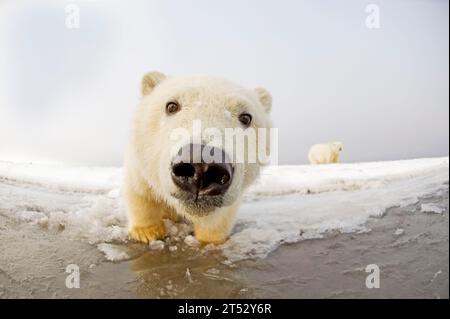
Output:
[[169, 245, 178, 252], [431, 270, 443, 283], [149, 240, 165, 250], [223, 161, 448, 261], [97, 243, 130, 262], [0, 160, 120, 193], [185, 268, 194, 283], [184, 235, 200, 248], [0, 157, 446, 196], [420, 203, 445, 214], [0, 157, 448, 263], [246, 157, 449, 198]]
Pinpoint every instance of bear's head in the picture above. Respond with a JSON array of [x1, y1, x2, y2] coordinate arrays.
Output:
[[131, 71, 273, 217], [331, 142, 343, 153]]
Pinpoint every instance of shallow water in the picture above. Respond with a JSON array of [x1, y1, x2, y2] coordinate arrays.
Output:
[[0, 178, 448, 298]]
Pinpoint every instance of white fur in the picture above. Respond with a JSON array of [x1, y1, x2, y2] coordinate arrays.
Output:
[[123, 72, 272, 244], [308, 142, 343, 165]]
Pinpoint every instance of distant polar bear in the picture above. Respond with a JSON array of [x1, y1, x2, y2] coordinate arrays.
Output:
[[308, 142, 343, 165]]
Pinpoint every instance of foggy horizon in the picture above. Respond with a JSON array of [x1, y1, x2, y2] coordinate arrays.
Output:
[[0, 0, 448, 166]]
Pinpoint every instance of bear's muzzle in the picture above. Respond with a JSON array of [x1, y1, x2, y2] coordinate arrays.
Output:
[[171, 144, 233, 200]]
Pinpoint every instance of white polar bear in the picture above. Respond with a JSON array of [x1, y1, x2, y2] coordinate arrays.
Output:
[[308, 142, 343, 165], [123, 71, 273, 245]]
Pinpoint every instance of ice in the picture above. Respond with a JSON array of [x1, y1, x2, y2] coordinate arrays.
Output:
[[149, 240, 165, 250], [14, 210, 47, 223], [163, 219, 179, 236], [1, 157, 447, 197], [431, 270, 443, 283], [97, 243, 130, 262], [0, 161, 121, 194], [184, 235, 200, 248], [0, 157, 448, 263], [185, 268, 194, 283], [48, 197, 128, 244], [223, 166, 448, 262], [420, 203, 445, 214], [246, 157, 449, 198]]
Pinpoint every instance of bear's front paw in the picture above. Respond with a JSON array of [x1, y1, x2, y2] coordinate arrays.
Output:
[[197, 237, 226, 246], [194, 227, 227, 246], [129, 223, 166, 244]]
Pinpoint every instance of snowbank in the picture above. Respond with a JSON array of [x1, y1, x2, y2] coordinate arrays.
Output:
[[0, 157, 447, 196], [0, 161, 121, 193], [247, 157, 449, 198], [0, 157, 448, 262]]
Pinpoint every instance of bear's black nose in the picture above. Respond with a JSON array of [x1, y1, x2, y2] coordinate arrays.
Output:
[[171, 144, 233, 197]]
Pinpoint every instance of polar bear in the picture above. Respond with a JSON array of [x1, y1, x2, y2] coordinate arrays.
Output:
[[308, 142, 343, 165], [123, 71, 273, 245]]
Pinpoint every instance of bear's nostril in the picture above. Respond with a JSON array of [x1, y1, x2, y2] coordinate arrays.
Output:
[[172, 163, 196, 178], [202, 165, 231, 189], [220, 175, 229, 185]]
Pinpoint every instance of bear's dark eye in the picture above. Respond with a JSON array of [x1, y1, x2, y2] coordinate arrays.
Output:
[[166, 101, 181, 115], [238, 113, 252, 127]]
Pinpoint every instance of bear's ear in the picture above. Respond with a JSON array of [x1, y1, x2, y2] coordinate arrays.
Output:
[[141, 71, 166, 96], [254, 87, 272, 113]]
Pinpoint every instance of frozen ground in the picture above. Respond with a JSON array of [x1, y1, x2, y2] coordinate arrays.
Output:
[[0, 158, 448, 298]]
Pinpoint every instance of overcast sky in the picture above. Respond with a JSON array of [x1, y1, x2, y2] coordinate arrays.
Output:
[[0, 0, 448, 165]]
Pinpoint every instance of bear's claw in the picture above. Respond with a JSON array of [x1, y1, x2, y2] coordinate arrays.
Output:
[[129, 223, 166, 244]]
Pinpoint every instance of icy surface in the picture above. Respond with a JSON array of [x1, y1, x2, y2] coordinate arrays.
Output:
[[421, 203, 445, 214], [0, 157, 448, 262], [149, 240, 165, 250], [0, 161, 121, 193], [97, 243, 130, 262]]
